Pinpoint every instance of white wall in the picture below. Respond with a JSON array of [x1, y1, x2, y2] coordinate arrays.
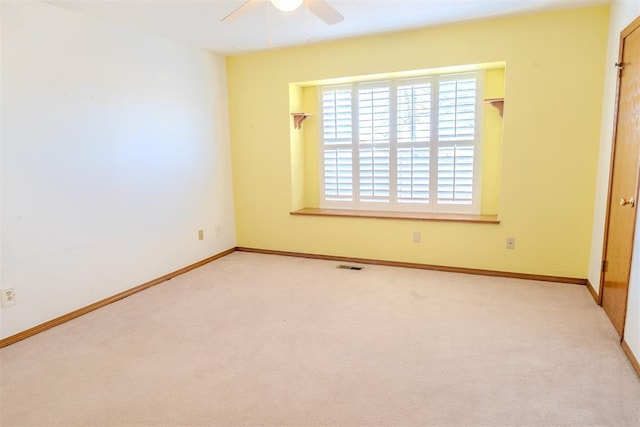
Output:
[[628, 217, 640, 362], [587, 0, 640, 360], [0, 1, 236, 339]]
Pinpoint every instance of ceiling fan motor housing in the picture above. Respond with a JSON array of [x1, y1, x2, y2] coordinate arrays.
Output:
[[271, 0, 304, 12]]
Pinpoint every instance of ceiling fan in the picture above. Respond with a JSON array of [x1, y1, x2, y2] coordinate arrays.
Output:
[[222, 0, 344, 25]]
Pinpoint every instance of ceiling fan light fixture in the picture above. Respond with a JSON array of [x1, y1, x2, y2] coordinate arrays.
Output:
[[270, 0, 304, 12]]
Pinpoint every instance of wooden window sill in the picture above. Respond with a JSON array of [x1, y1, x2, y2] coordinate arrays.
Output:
[[290, 208, 500, 224]]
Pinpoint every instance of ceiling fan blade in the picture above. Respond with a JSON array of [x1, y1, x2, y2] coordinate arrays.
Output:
[[307, 0, 344, 25], [221, 0, 262, 23]]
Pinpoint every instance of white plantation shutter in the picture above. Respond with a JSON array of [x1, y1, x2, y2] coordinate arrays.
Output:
[[359, 84, 390, 202], [319, 72, 481, 213], [397, 147, 429, 202], [437, 77, 478, 207], [323, 149, 353, 199], [438, 78, 477, 141], [397, 81, 431, 204], [437, 144, 474, 204], [322, 87, 353, 201]]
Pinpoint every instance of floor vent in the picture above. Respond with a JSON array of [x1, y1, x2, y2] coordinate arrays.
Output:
[[337, 265, 364, 271]]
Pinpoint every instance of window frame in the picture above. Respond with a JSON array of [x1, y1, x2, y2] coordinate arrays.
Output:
[[318, 71, 484, 214]]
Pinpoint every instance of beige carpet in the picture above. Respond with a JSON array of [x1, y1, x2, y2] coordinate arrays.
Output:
[[1, 251, 639, 426]]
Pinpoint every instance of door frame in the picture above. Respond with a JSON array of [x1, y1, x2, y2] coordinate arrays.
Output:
[[598, 15, 640, 338]]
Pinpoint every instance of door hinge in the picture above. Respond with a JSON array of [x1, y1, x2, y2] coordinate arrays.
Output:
[[602, 260, 608, 273], [615, 62, 624, 69]]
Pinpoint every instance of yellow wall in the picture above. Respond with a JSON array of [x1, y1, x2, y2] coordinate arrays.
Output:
[[227, 6, 609, 278], [289, 84, 305, 210], [482, 68, 505, 214], [302, 85, 320, 209]]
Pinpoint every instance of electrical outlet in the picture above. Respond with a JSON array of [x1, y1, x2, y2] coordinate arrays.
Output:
[[506, 237, 516, 249], [1, 287, 16, 307], [198, 230, 204, 240], [413, 231, 421, 243], [215, 224, 221, 237]]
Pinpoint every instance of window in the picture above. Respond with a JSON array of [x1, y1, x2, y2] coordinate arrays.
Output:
[[320, 72, 482, 214]]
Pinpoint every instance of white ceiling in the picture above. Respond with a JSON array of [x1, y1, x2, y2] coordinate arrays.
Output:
[[47, 0, 607, 55]]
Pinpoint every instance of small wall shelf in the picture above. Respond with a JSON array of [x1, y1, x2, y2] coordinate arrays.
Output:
[[484, 98, 504, 118], [291, 113, 311, 129]]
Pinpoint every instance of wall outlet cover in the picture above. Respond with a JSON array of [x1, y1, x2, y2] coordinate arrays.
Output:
[[1, 287, 17, 307]]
